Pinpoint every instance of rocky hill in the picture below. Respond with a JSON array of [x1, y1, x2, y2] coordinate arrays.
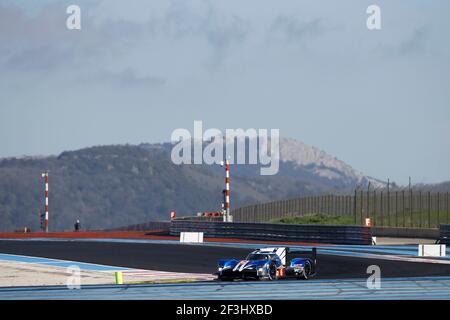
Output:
[[0, 138, 385, 231]]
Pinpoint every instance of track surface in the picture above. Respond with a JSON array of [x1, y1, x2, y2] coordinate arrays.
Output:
[[2, 240, 450, 279], [2, 276, 450, 300]]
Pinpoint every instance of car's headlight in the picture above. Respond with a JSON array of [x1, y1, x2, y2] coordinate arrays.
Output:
[[218, 267, 223, 271]]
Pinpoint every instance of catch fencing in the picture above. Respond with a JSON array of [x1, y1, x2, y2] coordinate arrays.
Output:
[[232, 191, 450, 228]]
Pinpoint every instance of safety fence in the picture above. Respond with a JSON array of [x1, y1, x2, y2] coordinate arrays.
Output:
[[231, 191, 450, 228], [170, 220, 372, 245], [105, 221, 170, 232], [371, 226, 439, 239]]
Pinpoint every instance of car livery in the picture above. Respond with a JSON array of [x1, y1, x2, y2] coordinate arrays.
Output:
[[216, 247, 317, 281]]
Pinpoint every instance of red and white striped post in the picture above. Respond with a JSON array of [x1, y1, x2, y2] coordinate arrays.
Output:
[[225, 160, 230, 221], [41, 172, 49, 232], [221, 160, 231, 222]]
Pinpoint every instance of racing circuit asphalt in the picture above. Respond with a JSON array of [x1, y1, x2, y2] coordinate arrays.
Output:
[[2, 240, 450, 279]]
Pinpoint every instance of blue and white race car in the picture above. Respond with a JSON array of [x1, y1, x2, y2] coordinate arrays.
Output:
[[216, 247, 317, 281]]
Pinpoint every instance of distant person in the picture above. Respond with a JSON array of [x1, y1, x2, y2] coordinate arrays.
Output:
[[74, 220, 81, 232]]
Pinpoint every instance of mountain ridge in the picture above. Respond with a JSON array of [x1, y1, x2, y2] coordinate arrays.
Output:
[[0, 138, 405, 232]]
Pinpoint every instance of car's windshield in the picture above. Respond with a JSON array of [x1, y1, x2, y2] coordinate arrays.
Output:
[[246, 254, 272, 261]]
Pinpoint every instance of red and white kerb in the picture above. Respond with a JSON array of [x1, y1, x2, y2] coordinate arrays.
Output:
[[42, 172, 49, 232]]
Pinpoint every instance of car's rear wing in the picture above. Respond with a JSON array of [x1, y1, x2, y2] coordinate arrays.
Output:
[[257, 247, 288, 265], [286, 247, 317, 264], [257, 247, 317, 266]]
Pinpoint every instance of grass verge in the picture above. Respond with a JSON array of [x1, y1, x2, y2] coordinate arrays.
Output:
[[269, 214, 355, 225]]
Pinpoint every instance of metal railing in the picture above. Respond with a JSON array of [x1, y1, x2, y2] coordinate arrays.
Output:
[[170, 220, 372, 245], [104, 221, 170, 232]]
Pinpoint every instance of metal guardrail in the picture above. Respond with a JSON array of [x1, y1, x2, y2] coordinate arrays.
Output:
[[371, 227, 439, 239], [439, 224, 450, 244], [105, 221, 170, 232], [170, 220, 372, 245]]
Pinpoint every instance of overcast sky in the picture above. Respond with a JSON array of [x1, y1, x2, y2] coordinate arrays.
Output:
[[0, 0, 449, 185]]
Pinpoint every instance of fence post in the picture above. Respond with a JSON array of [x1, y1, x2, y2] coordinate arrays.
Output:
[[306, 197, 309, 215], [329, 195, 332, 216], [336, 195, 339, 216], [373, 190, 376, 226], [318, 196, 321, 214], [366, 189, 370, 222], [395, 191, 398, 227], [402, 190, 406, 227], [360, 190, 364, 225], [327, 195, 333, 216], [335, 195, 338, 216], [313, 197, 315, 213], [410, 188, 413, 228], [319, 196, 323, 214], [348, 195, 350, 216], [345, 196, 348, 217], [419, 191, 422, 228], [380, 191, 383, 226], [428, 191, 431, 228], [437, 192, 440, 226], [339, 196, 342, 216], [387, 185, 390, 226], [447, 192, 449, 224], [354, 190, 357, 224], [309, 197, 312, 214], [312, 196, 314, 213]]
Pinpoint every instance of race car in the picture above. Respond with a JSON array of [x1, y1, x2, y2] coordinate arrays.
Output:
[[216, 247, 317, 281]]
